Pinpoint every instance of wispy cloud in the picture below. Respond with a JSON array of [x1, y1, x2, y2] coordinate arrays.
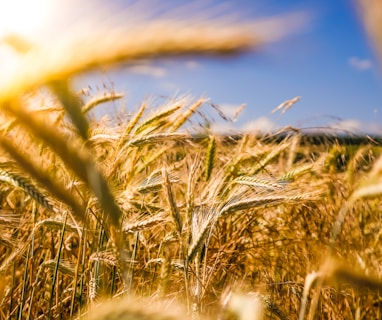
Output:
[[210, 121, 236, 134], [126, 63, 167, 77], [329, 119, 382, 135], [211, 116, 277, 134], [242, 117, 277, 133], [212, 117, 382, 136], [348, 56, 373, 71], [329, 119, 363, 132], [184, 60, 200, 70]]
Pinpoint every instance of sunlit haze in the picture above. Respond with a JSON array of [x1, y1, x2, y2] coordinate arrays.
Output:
[[0, 0, 54, 38]]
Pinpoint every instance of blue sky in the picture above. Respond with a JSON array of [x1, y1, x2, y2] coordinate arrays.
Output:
[[1, 0, 381, 134], [74, 0, 382, 134]]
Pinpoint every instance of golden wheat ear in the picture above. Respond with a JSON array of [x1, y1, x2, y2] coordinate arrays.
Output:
[[0, 138, 85, 216], [204, 136, 216, 182], [82, 92, 124, 114], [0, 165, 54, 211]]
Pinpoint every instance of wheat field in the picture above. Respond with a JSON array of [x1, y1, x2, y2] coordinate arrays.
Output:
[[0, 2, 381, 319]]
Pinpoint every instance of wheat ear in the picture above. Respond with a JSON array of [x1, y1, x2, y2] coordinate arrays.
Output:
[[128, 132, 189, 147], [82, 92, 124, 114], [220, 193, 319, 216], [0, 136, 84, 217], [0, 167, 55, 211], [136, 172, 164, 194], [170, 98, 206, 132], [233, 175, 287, 191], [89, 251, 118, 267], [123, 215, 167, 233], [187, 207, 218, 262], [280, 163, 313, 181], [133, 104, 181, 135]]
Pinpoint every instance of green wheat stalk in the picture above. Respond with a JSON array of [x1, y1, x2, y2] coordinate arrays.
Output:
[[204, 136, 216, 182]]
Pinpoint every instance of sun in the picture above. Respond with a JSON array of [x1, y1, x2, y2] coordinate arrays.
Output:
[[0, 0, 54, 38]]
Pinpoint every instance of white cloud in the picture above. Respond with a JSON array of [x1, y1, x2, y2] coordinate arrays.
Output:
[[210, 121, 236, 135], [326, 119, 382, 135], [242, 117, 277, 133], [348, 57, 372, 71], [329, 119, 363, 132], [210, 116, 277, 135]]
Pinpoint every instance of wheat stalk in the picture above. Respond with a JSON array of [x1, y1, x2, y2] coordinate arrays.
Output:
[[357, 0, 382, 63], [162, 169, 183, 236], [0, 15, 288, 102], [50, 80, 90, 140], [233, 175, 287, 191], [128, 132, 189, 147], [133, 103, 182, 135], [40, 259, 76, 277], [0, 136, 84, 217], [3, 99, 122, 227], [220, 193, 319, 216]]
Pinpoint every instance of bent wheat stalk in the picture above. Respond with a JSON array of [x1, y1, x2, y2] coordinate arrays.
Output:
[[2, 99, 122, 228], [0, 11, 305, 102]]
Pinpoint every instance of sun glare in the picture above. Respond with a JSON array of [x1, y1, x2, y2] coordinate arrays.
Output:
[[0, 0, 53, 38]]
